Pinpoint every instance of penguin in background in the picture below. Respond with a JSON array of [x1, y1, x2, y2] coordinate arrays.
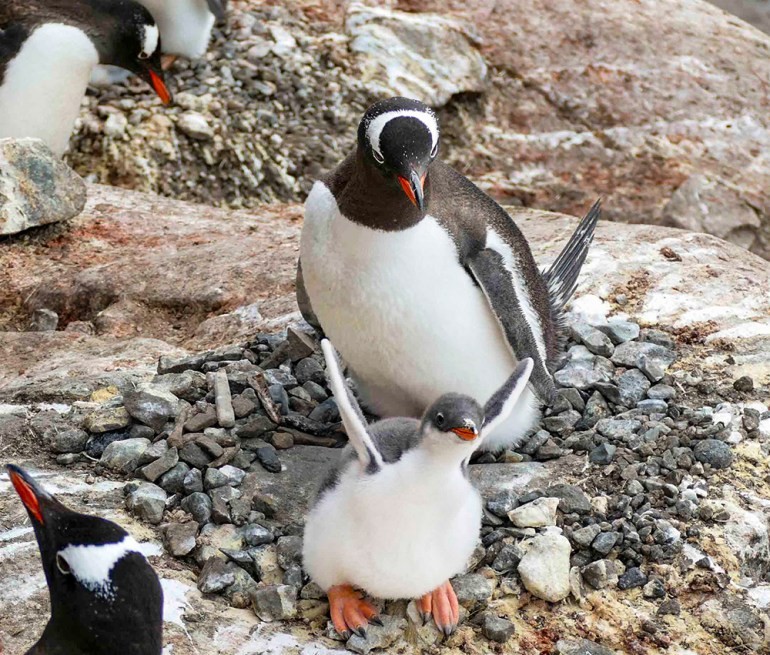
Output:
[[6, 464, 164, 655], [138, 0, 227, 61], [0, 0, 171, 156], [303, 339, 534, 637], [298, 96, 601, 452]]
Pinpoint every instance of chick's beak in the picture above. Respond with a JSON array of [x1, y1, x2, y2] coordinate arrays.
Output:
[[7, 465, 47, 524], [140, 63, 172, 105], [451, 424, 478, 441], [397, 169, 426, 212]]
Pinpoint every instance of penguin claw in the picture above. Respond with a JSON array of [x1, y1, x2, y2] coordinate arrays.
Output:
[[352, 626, 367, 639], [327, 585, 378, 641], [370, 616, 384, 627], [340, 630, 351, 641]]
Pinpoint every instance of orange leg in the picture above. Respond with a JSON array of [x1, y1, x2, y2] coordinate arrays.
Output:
[[418, 580, 460, 636], [161, 54, 178, 71], [327, 585, 379, 639]]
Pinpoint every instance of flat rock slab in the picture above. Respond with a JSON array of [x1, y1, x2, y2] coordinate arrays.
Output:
[[0, 138, 86, 236]]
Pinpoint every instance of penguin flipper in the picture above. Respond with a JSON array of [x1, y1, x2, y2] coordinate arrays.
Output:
[[481, 358, 534, 440], [206, 0, 227, 21], [542, 199, 601, 310], [467, 249, 556, 403], [296, 259, 325, 337], [320, 339, 384, 471]]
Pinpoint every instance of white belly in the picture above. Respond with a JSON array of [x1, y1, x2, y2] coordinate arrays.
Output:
[[302, 451, 482, 599], [138, 0, 215, 58], [300, 181, 540, 450], [0, 24, 98, 156]]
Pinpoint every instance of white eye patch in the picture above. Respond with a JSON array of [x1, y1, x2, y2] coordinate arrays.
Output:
[[366, 109, 439, 160], [57, 536, 144, 600], [140, 24, 159, 59]]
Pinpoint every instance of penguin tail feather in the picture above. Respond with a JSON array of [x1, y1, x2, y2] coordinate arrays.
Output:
[[542, 198, 601, 310]]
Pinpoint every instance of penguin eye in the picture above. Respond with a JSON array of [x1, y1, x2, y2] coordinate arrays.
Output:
[[430, 142, 438, 158], [372, 149, 385, 165], [56, 553, 72, 575], [435, 412, 445, 428], [138, 51, 150, 60]]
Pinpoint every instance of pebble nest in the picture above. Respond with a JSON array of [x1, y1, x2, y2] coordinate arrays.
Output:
[[36, 310, 769, 651]]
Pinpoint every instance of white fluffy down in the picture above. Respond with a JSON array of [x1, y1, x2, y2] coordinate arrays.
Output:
[[303, 447, 481, 598], [137, 0, 215, 58], [300, 181, 541, 451]]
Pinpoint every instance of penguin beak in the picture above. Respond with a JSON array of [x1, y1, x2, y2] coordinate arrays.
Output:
[[7, 464, 53, 525], [138, 61, 172, 105], [398, 170, 426, 212], [451, 422, 478, 441]]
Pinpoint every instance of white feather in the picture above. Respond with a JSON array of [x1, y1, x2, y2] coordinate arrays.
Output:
[[58, 536, 144, 600], [141, 24, 160, 58], [300, 181, 540, 451], [137, 0, 216, 58], [0, 23, 99, 155], [303, 446, 481, 598]]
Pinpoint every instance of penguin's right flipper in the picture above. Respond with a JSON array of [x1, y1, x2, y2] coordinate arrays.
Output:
[[542, 199, 601, 311], [467, 250, 555, 403], [481, 358, 534, 440], [296, 259, 325, 337], [206, 0, 228, 21], [321, 339, 384, 471]]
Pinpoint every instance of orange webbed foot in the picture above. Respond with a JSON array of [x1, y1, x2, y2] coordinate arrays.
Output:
[[418, 580, 460, 636], [328, 585, 379, 639]]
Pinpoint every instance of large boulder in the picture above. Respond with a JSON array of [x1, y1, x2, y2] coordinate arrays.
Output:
[[0, 139, 86, 235]]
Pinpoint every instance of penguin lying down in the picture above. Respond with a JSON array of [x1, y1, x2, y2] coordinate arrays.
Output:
[[303, 340, 534, 638], [7, 465, 163, 655]]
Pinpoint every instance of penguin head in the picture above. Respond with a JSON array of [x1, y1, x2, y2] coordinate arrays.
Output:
[[420, 394, 484, 449], [88, 0, 171, 104], [358, 97, 440, 213], [7, 465, 163, 654]]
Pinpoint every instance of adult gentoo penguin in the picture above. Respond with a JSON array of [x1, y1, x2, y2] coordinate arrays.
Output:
[[0, 0, 171, 156], [303, 339, 534, 637], [298, 96, 601, 452], [137, 0, 227, 60], [7, 464, 163, 655]]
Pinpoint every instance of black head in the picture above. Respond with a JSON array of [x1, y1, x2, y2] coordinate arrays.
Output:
[[357, 97, 440, 213], [7, 465, 163, 654], [85, 0, 171, 104], [421, 394, 484, 444]]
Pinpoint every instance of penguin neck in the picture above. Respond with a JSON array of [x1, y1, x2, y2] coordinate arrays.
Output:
[[417, 432, 476, 471], [335, 149, 430, 232]]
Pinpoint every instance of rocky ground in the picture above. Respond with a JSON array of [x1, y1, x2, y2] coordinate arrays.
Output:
[[63, 0, 770, 260], [1, 180, 769, 654]]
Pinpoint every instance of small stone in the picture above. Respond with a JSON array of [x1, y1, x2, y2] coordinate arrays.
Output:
[[182, 468, 203, 494], [693, 439, 734, 469], [535, 439, 563, 460], [611, 342, 675, 378], [487, 490, 519, 518], [637, 399, 668, 414], [210, 486, 240, 524], [518, 531, 571, 602], [231, 392, 258, 419], [571, 524, 601, 548], [271, 431, 295, 449], [308, 397, 339, 424], [482, 614, 515, 643], [28, 308, 59, 332], [254, 443, 282, 473], [250, 584, 297, 621], [452, 573, 493, 605], [589, 443, 616, 465], [241, 524, 274, 547], [596, 418, 641, 441], [618, 567, 647, 590], [85, 430, 130, 458], [181, 492, 212, 524], [219, 464, 246, 486], [733, 376, 754, 392], [647, 384, 676, 400], [153, 370, 207, 403], [643, 578, 666, 599], [204, 467, 230, 490], [126, 482, 167, 524], [100, 437, 150, 473], [285, 328, 316, 361], [84, 406, 131, 433], [124, 383, 179, 432], [556, 638, 615, 655], [295, 357, 325, 386], [49, 428, 89, 454], [302, 381, 328, 402], [211, 368, 235, 428], [508, 497, 559, 528], [581, 559, 617, 590], [277, 536, 303, 570], [346, 615, 406, 655], [179, 442, 213, 468], [185, 405, 218, 432], [163, 522, 198, 557], [570, 322, 614, 356], [591, 531, 619, 555], [178, 111, 214, 140], [546, 484, 592, 514], [158, 462, 190, 494], [543, 410, 581, 436], [492, 544, 523, 572], [198, 557, 235, 593], [657, 598, 681, 615], [617, 369, 651, 406], [195, 435, 224, 458], [598, 319, 640, 344], [236, 415, 277, 438]]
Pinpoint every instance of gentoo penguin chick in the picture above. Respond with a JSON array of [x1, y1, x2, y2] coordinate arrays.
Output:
[[303, 340, 534, 637], [298, 96, 601, 452], [7, 464, 163, 655], [137, 0, 227, 60], [0, 0, 171, 156]]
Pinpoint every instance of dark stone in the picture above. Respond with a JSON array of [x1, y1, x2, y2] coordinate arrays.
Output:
[[181, 492, 212, 524], [158, 462, 191, 494], [295, 357, 326, 386], [482, 614, 515, 643], [591, 531, 619, 555], [547, 483, 591, 513], [253, 443, 282, 473], [179, 442, 213, 469], [85, 429, 130, 458], [733, 376, 754, 392], [618, 567, 647, 590], [693, 439, 734, 469], [589, 443, 616, 465]]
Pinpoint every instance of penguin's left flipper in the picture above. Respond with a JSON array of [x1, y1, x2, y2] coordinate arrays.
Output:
[[206, 0, 228, 21], [296, 259, 325, 337], [467, 250, 556, 404], [482, 357, 534, 440], [321, 339, 384, 472]]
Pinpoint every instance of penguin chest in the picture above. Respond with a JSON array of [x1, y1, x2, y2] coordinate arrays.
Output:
[[301, 182, 514, 415], [138, 0, 215, 57], [0, 24, 99, 155]]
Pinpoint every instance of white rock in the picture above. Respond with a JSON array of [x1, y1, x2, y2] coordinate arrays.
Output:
[[345, 3, 487, 106], [177, 112, 214, 141], [507, 496, 560, 528], [103, 113, 128, 138], [517, 530, 572, 602]]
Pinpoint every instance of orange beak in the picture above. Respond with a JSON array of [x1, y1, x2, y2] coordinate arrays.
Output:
[[397, 171, 426, 211], [451, 427, 478, 441], [8, 466, 44, 524], [149, 69, 172, 105]]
